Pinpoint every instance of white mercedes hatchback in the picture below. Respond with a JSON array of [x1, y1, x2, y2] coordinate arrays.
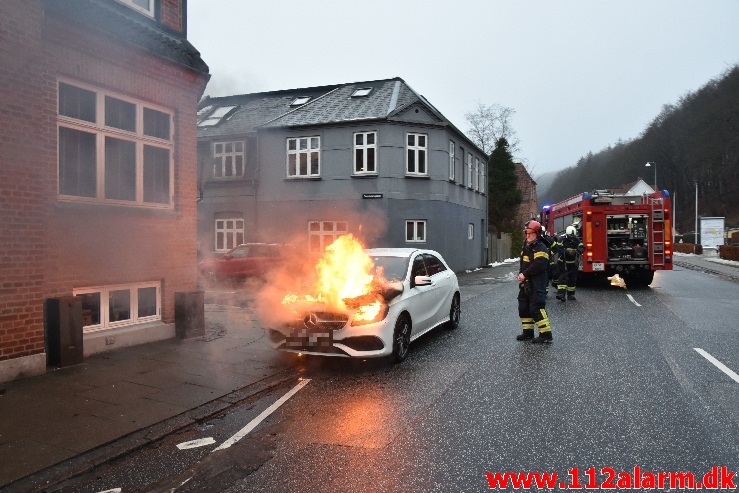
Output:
[[265, 248, 461, 363]]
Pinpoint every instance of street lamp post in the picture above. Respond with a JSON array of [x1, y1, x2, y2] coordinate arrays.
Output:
[[694, 180, 698, 245], [645, 162, 657, 191]]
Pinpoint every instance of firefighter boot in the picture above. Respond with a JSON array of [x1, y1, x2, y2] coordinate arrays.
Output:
[[567, 293, 577, 301], [532, 331, 553, 344], [556, 291, 566, 302], [516, 329, 535, 341]]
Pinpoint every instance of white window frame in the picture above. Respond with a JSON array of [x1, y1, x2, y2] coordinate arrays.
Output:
[[215, 218, 244, 252], [351, 88, 373, 97], [57, 79, 174, 208], [406, 220, 427, 243], [287, 136, 321, 178], [291, 96, 311, 106], [406, 133, 428, 176], [466, 153, 473, 188], [468, 223, 474, 240], [309, 221, 348, 253], [449, 141, 456, 181], [353, 131, 377, 175], [115, 0, 154, 17], [74, 281, 161, 333], [474, 157, 480, 191], [479, 159, 486, 194], [213, 141, 245, 178]]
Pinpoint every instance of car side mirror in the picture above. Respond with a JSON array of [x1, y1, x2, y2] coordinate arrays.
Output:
[[222, 254, 232, 260], [413, 275, 432, 287]]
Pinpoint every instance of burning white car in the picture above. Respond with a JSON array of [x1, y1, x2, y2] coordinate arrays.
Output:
[[262, 236, 461, 363]]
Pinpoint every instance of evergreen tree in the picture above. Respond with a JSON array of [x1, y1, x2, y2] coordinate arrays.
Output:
[[488, 137, 523, 235]]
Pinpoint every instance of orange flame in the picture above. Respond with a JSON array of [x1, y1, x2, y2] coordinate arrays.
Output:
[[280, 234, 382, 320]]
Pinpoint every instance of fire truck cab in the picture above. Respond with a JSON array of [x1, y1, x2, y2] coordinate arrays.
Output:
[[541, 189, 672, 286]]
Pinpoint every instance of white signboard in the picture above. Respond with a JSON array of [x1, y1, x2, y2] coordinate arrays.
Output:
[[700, 217, 725, 249]]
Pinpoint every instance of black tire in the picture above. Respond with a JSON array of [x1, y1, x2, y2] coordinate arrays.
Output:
[[446, 293, 461, 330], [391, 314, 411, 363]]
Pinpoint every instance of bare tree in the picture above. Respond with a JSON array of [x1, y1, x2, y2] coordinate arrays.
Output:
[[465, 102, 521, 156]]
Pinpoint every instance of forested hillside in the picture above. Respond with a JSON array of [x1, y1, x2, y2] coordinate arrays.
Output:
[[539, 65, 739, 232]]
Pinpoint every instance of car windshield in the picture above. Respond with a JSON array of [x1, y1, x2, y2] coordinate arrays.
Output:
[[370, 256, 409, 282]]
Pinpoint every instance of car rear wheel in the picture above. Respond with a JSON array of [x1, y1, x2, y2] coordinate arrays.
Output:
[[391, 314, 411, 363], [446, 293, 460, 330]]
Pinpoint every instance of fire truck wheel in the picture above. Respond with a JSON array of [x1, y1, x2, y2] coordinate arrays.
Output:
[[391, 314, 411, 363], [446, 293, 461, 330], [640, 270, 655, 286]]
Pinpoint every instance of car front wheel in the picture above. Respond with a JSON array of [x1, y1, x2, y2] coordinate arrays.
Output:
[[391, 314, 411, 363], [446, 293, 460, 330]]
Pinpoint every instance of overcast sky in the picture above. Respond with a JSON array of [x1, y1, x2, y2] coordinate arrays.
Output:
[[187, 0, 739, 178]]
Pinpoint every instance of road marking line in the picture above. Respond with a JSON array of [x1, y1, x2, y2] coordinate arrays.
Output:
[[176, 437, 216, 450], [626, 294, 641, 306], [213, 378, 311, 451], [694, 348, 739, 384]]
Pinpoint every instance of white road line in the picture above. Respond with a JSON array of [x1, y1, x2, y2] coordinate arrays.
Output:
[[694, 348, 739, 384], [626, 294, 641, 306], [176, 437, 216, 450], [213, 378, 311, 451]]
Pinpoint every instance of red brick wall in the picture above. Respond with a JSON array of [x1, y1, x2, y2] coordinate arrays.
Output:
[[0, 0, 206, 363], [0, 0, 52, 361], [515, 163, 538, 226], [160, 0, 183, 32]]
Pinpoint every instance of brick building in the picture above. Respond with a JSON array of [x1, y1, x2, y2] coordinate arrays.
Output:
[[0, 0, 209, 383], [515, 163, 538, 227]]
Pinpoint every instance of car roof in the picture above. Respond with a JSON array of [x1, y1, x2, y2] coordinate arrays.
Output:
[[365, 248, 442, 258]]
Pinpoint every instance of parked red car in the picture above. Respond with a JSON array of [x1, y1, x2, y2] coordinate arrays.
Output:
[[198, 243, 290, 283]]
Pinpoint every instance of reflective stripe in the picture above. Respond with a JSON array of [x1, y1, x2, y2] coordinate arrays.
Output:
[[534, 251, 549, 260]]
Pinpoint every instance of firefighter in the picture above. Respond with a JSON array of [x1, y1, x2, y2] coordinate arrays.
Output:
[[556, 225, 586, 301], [516, 220, 553, 343], [547, 229, 560, 295]]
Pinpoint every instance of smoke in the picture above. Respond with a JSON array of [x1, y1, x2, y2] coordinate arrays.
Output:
[[253, 205, 388, 328]]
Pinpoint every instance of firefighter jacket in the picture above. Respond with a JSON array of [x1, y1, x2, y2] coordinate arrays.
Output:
[[519, 236, 550, 292], [556, 234, 585, 264]]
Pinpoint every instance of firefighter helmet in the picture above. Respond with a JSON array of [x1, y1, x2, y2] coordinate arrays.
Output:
[[524, 220, 542, 235], [566, 225, 577, 236]]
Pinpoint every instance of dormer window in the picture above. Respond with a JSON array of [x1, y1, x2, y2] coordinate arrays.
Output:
[[197, 105, 237, 127], [115, 0, 154, 17], [351, 88, 372, 98], [291, 96, 311, 106]]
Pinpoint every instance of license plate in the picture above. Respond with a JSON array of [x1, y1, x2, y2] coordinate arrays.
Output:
[[592, 262, 605, 271], [286, 330, 333, 348]]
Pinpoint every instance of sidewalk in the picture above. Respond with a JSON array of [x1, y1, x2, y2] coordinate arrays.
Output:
[[672, 251, 739, 282], [0, 256, 733, 490]]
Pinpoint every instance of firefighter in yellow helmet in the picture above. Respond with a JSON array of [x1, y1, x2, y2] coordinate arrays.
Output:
[[555, 225, 586, 301], [517, 220, 553, 343]]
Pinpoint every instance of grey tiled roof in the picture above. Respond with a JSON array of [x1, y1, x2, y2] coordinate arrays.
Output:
[[197, 77, 456, 139]]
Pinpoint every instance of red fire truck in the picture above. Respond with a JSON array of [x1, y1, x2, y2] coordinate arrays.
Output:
[[540, 189, 672, 286]]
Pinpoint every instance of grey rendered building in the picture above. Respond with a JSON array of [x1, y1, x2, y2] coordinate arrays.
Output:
[[196, 77, 488, 272]]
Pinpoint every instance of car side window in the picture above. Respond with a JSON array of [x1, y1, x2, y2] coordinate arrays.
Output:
[[230, 247, 248, 258], [411, 256, 427, 278], [424, 254, 446, 276]]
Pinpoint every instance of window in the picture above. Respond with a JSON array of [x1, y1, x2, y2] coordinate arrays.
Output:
[[309, 221, 348, 252], [197, 105, 237, 127], [351, 88, 372, 97], [479, 159, 486, 194], [287, 137, 320, 177], [215, 218, 244, 252], [291, 96, 311, 106], [74, 281, 160, 333], [466, 154, 473, 188], [354, 132, 377, 174], [406, 133, 427, 176], [213, 141, 245, 178], [474, 157, 480, 191], [115, 0, 154, 17], [449, 141, 456, 181], [406, 220, 426, 242], [58, 81, 173, 207], [468, 223, 474, 240]]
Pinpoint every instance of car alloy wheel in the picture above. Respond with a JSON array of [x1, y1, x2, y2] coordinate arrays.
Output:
[[392, 314, 411, 363], [446, 293, 460, 330]]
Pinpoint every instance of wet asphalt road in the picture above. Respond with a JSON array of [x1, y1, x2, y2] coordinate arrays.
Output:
[[58, 263, 739, 492]]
